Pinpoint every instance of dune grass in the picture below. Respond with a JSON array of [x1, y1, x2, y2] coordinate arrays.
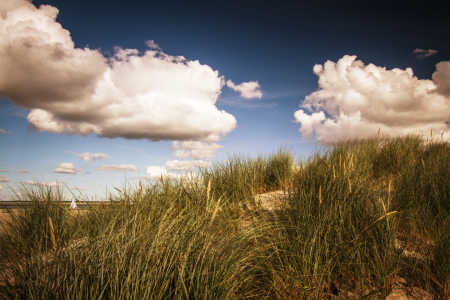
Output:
[[1, 134, 449, 299]]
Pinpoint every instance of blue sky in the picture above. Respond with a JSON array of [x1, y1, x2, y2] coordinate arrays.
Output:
[[0, 0, 449, 200]]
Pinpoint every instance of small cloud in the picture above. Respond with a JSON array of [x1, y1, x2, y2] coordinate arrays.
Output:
[[78, 152, 111, 161], [0, 176, 11, 182], [145, 40, 162, 50], [413, 48, 438, 58], [71, 186, 85, 190], [0, 128, 6, 134], [165, 160, 211, 171], [14, 108, 28, 118], [226, 80, 263, 99], [96, 164, 138, 171], [2, 169, 9, 172], [144, 166, 182, 180], [15, 169, 30, 173], [54, 162, 82, 174], [0, 185, 2, 190], [22, 180, 62, 187], [171, 141, 223, 160], [65, 151, 111, 161]]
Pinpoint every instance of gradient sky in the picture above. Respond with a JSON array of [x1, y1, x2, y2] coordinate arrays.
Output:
[[1, 0, 449, 200]]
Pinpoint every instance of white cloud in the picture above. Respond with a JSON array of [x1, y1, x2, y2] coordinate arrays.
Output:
[[65, 151, 111, 161], [0, 128, 5, 134], [0, 0, 238, 142], [54, 162, 82, 174], [71, 186, 85, 190], [144, 166, 182, 181], [294, 55, 450, 143], [23, 180, 61, 187], [96, 164, 138, 171], [64, 151, 110, 161], [0, 185, 2, 190], [171, 141, 223, 160], [165, 160, 211, 171], [413, 48, 438, 58], [15, 169, 30, 173], [2, 169, 9, 172], [226, 80, 263, 99], [293, 110, 326, 139], [145, 40, 162, 50]]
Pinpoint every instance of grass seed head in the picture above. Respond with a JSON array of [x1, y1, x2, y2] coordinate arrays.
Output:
[[206, 179, 211, 204], [319, 185, 322, 204], [48, 217, 56, 251], [210, 197, 222, 226]]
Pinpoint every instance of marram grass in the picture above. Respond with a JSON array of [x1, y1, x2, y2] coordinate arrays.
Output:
[[1, 137, 450, 299]]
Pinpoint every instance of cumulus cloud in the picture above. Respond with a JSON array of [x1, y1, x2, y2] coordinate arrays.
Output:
[[65, 151, 111, 161], [294, 55, 450, 143], [145, 40, 162, 50], [0, 0, 239, 142], [413, 48, 438, 58], [0, 176, 10, 182], [171, 141, 223, 160], [294, 110, 326, 139], [2, 169, 9, 172], [23, 180, 61, 187], [15, 169, 30, 173], [96, 164, 138, 171], [54, 162, 82, 174], [433, 61, 450, 98], [144, 166, 182, 181], [226, 80, 263, 99], [165, 159, 211, 171]]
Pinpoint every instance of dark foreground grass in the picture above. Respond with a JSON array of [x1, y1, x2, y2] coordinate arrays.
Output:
[[1, 136, 449, 299]]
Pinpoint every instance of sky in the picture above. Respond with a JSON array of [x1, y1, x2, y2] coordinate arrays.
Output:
[[0, 0, 449, 200]]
